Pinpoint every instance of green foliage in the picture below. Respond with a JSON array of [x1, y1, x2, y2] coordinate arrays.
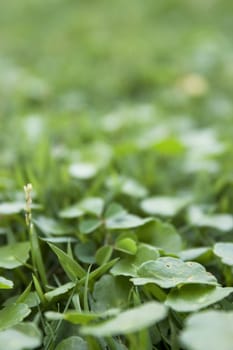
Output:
[[1, 0, 233, 348]]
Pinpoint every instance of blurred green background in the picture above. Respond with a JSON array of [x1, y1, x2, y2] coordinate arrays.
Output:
[[0, 0, 233, 209], [1, 0, 233, 108]]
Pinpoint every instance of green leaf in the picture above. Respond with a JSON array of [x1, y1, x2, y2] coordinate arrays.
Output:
[[111, 243, 160, 277], [69, 162, 98, 179], [34, 216, 72, 235], [105, 203, 127, 219], [115, 238, 137, 255], [79, 219, 102, 234], [179, 247, 212, 262], [95, 246, 113, 265], [137, 220, 183, 254], [106, 175, 148, 198], [64, 311, 100, 325], [0, 202, 41, 215], [0, 202, 25, 215], [46, 311, 100, 325], [188, 206, 233, 232], [0, 304, 31, 331], [180, 310, 233, 350], [79, 197, 104, 217], [80, 302, 167, 337], [106, 211, 150, 230], [105, 203, 151, 230], [121, 177, 148, 198], [214, 243, 233, 266], [45, 282, 75, 302], [141, 196, 188, 217], [48, 243, 86, 280], [41, 237, 77, 243], [17, 292, 40, 308], [0, 322, 42, 350], [59, 205, 84, 219], [75, 241, 96, 264], [154, 137, 185, 155], [132, 257, 218, 288], [92, 275, 131, 312], [0, 242, 30, 269], [55, 336, 88, 350], [0, 276, 14, 289], [166, 285, 233, 312]]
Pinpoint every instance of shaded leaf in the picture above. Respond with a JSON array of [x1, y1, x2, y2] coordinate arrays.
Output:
[[75, 241, 96, 264], [55, 336, 88, 350], [92, 275, 131, 312], [137, 220, 183, 254], [0, 242, 30, 269]]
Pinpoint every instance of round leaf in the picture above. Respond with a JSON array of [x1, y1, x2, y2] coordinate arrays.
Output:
[[132, 257, 218, 288], [136, 220, 183, 254]]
